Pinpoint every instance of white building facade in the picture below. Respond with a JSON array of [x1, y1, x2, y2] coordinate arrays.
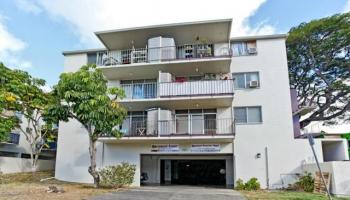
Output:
[[56, 19, 349, 194], [0, 112, 56, 173]]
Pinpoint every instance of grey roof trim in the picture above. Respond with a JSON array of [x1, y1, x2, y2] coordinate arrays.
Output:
[[230, 34, 287, 41], [62, 48, 106, 56], [94, 18, 232, 36]]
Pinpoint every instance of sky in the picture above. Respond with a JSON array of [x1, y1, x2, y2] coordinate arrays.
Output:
[[0, 0, 349, 88]]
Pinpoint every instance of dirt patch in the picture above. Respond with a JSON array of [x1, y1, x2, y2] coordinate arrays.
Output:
[[0, 171, 117, 200]]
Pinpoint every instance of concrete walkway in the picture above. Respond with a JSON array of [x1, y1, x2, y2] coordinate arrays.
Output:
[[89, 185, 246, 200]]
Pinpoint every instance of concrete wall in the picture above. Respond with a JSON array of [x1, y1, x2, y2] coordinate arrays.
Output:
[[0, 157, 55, 174], [302, 161, 350, 197], [231, 38, 327, 188], [55, 118, 103, 183], [63, 53, 87, 72]]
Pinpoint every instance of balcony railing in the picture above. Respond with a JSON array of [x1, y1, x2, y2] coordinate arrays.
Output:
[[120, 79, 234, 100], [96, 43, 231, 66], [159, 79, 234, 97], [101, 118, 235, 137]]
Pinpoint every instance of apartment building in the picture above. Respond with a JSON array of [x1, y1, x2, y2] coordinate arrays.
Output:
[[57, 19, 349, 192], [0, 111, 56, 173]]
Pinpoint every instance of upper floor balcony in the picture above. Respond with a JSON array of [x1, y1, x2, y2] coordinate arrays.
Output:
[[96, 43, 231, 67], [94, 19, 233, 80], [118, 78, 234, 110]]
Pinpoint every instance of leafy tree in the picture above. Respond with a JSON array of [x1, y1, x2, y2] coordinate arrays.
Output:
[[287, 13, 350, 128], [0, 63, 55, 171], [46, 64, 127, 187]]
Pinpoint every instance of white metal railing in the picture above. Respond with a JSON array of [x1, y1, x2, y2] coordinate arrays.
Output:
[[96, 43, 231, 66], [120, 79, 234, 100], [159, 79, 234, 97], [101, 118, 235, 137]]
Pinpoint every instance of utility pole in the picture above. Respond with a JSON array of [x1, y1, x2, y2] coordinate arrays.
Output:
[[307, 134, 332, 200]]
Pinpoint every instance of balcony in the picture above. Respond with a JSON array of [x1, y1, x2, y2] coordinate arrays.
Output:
[[121, 79, 234, 100], [97, 43, 231, 67], [96, 44, 232, 80], [119, 79, 234, 110], [101, 118, 235, 138]]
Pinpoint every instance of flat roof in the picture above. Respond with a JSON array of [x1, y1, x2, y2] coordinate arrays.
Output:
[[95, 19, 232, 50], [62, 48, 106, 56], [230, 34, 287, 41]]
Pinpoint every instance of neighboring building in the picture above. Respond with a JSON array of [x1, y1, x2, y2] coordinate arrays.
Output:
[[0, 111, 56, 173], [57, 19, 349, 195]]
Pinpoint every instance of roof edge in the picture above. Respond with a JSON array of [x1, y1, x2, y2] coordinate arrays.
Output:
[[62, 48, 106, 56], [94, 18, 233, 36], [230, 34, 287, 41]]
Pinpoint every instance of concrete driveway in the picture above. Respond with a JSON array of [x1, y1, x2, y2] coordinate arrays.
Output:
[[89, 185, 246, 200]]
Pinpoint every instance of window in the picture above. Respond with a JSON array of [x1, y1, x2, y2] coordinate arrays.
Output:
[[232, 72, 260, 89], [0, 151, 19, 158], [234, 106, 262, 124], [231, 41, 257, 56], [120, 79, 157, 99], [87, 53, 97, 64], [8, 133, 20, 144], [121, 111, 147, 136], [175, 109, 217, 135]]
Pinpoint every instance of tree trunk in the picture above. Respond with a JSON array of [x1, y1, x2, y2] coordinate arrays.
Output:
[[88, 136, 100, 188]]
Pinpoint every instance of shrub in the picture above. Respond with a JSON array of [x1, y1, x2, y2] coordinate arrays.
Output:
[[295, 172, 314, 192], [235, 178, 245, 190], [245, 178, 261, 190], [98, 162, 136, 188], [235, 177, 260, 191]]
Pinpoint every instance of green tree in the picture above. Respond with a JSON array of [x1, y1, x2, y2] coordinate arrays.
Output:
[[46, 64, 127, 187], [0, 63, 55, 171], [287, 13, 350, 128]]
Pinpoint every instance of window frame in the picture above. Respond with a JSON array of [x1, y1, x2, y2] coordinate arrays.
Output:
[[231, 40, 257, 57], [232, 72, 260, 90], [234, 106, 262, 125]]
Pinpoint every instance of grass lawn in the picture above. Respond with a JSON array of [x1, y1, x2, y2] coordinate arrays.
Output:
[[0, 171, 118, 200], [241, 190, 350, 200]]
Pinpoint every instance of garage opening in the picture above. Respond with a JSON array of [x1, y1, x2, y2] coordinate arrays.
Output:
[[160, 160, 226, 186]]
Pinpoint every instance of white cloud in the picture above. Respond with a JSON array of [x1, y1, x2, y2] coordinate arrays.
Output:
[[35, 0, 275, 47], [343, 0, 350, 13], [15, 0, 42, 15], [0, 15, 32, 69]]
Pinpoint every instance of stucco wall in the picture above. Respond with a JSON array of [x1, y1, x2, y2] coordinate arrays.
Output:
[[0, 157, 55, 174], [231, 38, 327, 188], [55, 119, 103, 183], [63, 53, 87, 72], [302, 161, 350, 197]]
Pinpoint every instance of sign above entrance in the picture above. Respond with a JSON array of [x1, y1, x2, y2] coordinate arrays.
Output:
[[191, 144, 220, 152], [151, 144, 180, 152]]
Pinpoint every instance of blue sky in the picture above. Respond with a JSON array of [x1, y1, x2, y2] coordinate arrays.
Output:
[[0, 0, 349, 88]]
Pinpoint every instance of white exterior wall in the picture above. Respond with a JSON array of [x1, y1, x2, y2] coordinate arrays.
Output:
[[55, 118, 103, 183], [302, 161, 350, 197], [63, 53, 87, 72], [231, 38, 326, 188], [0, 157, 55, 174]]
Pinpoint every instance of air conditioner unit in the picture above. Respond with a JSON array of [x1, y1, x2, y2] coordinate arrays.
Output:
[[249, 80, 259, 88], [248, 47, 257, 54]]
